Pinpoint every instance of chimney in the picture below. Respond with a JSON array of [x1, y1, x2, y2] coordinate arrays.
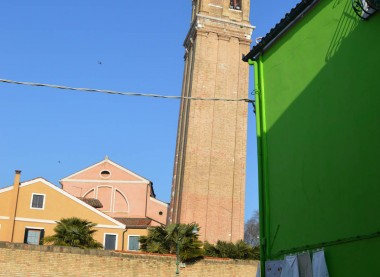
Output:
[[13, 170, 21, 188], [7, 170, 21, 242]]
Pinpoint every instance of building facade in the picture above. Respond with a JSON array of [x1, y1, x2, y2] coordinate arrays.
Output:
[[0, 171, 128, 250], [0, 157, 169, 251], [169, 0, 254, 243], [60, 157, 168, 227], [243, 0, 380, 275]]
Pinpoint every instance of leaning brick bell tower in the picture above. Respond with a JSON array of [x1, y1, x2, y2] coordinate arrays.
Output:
[[169, 0, 254, 243]]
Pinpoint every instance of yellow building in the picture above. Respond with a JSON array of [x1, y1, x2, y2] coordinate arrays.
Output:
[[0, 170, 144, 251]]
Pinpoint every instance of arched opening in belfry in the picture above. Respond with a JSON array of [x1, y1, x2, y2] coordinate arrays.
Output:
[[230, 0, 242, 10]]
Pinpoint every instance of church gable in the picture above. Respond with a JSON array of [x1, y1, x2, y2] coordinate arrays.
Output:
[[60, 157, 150, 184]]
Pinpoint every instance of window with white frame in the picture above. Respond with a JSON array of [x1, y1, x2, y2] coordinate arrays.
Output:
[[128, 235, 140, 251], [24, 228, 44, 245], [104, 234, 117, 250], [31, 193, 45, 209]]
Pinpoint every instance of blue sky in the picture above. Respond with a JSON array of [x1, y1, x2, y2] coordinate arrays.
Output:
[[0, 0, 300, 221]]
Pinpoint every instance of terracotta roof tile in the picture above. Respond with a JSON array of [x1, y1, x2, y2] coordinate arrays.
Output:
[[114, 217, 152, 228], [77, 197, 103, 209]]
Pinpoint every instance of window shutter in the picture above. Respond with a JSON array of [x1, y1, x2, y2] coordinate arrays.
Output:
[[129, 236, 140, 250], [24, 229, 29, 243], [39, 229, 45, 245], [105, 234, 116, 250]]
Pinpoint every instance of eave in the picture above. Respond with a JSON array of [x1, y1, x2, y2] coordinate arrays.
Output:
[[243, 0, 320, 62]]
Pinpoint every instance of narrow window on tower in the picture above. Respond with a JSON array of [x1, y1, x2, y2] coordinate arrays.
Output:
[[230, 0, 241, 10]]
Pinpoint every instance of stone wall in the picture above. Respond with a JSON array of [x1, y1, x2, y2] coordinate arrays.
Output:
[[0, 242, 258, 276]]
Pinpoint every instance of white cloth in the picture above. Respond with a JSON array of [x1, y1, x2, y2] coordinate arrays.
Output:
[[280, 255, 299, 277], [297, 252, 312, 277], [256, 261, 260, 277], [266, 260, 284, 277], [312, 250, 329, 277]]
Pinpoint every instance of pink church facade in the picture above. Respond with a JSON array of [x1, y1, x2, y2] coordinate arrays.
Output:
[[60, 157, 168, 227]]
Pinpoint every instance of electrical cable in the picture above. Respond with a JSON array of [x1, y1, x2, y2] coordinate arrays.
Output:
[[0, 78, 254, 104]]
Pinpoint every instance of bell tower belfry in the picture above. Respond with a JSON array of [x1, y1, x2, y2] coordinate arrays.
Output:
[[169, 0, 254, 243]]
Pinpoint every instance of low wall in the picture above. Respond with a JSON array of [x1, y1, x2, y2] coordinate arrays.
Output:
[[0, 242, 258, 276]]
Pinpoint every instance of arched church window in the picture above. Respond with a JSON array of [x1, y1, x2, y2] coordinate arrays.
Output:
[[230, 0, 241, 10]]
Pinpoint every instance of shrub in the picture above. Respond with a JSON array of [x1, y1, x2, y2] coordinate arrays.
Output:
[[204, 240, 259, 260]]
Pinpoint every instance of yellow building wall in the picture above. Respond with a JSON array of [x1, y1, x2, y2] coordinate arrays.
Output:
[[0, 179, 128, 250], [11, 221, 129, 250], [123, 229, 148, 251], [16, 181, 119, 226], [0, 189, 12, 217], [12, 221, 55, 243], [0, 179, 153, 251], [0, 220, 11, 242], [0, 188, 13, 241]]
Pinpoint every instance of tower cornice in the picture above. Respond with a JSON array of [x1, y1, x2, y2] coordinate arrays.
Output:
[[184, 13, 255, 50], [197, 13, 254, 29]]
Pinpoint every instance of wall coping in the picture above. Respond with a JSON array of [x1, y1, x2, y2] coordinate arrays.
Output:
[[0, 241, 258, 266]]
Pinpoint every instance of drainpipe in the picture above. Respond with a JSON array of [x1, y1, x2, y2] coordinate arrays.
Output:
[[249, 57, 268, 277], [258, 56, 271, 262], [145, 182, 151, 225], [9, 170, 21, 242], [122, 228, 128, 251]]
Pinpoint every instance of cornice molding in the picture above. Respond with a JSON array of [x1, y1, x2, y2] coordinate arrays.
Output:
[[184, 13, 254, 48], [62, 179, 148, 184]]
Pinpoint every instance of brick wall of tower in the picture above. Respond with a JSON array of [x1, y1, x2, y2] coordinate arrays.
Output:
[[169, 8, 253, 243]]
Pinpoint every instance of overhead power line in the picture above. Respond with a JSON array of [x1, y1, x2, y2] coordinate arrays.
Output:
[[0, 78, 254, 103]]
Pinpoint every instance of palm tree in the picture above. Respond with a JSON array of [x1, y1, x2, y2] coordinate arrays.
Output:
[[139, 225, 170, 253], [43, 217, 103, 249], [140, 223, 203, 262], [166, 223, 203, 262]]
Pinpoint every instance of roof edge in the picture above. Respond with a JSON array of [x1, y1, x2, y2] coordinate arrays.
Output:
[[243, 0, 319, 62], [60, 157, 151, 185]]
